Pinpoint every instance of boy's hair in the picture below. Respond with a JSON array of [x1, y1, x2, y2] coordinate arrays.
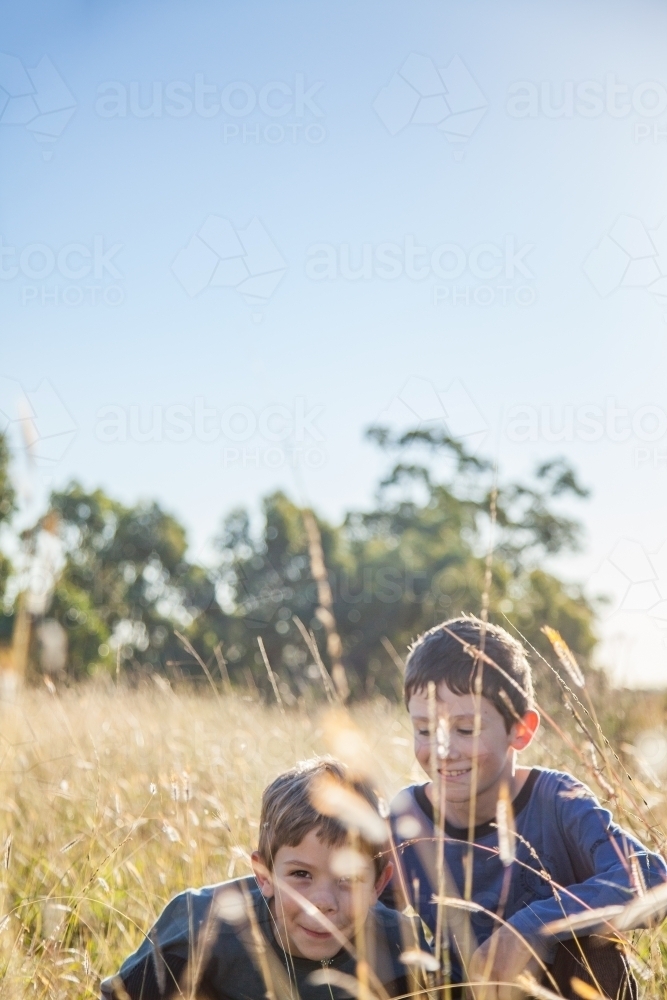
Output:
[[258, 757, 388, 879], [404, 616, 534, 731]]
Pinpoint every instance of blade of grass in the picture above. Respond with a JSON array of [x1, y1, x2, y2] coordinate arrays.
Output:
[[257, 637, 285, 718]]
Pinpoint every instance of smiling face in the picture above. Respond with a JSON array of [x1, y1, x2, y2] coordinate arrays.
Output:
[[252, 828, 392, 961], [408, 682, 539, 826]]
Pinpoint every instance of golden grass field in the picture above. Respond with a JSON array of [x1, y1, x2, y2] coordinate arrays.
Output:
[[0, 680, 665, 999]]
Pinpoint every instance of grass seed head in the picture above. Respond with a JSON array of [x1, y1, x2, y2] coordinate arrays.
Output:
[[613, 880, 667, 930], [214, 887, 247, 925], [330, 847, 368, 879], [495, 781, 516, 866], [310, 773, 387, 844], [436, 717, 449, 760], [400, 948, 440, 972], [570, 977, 606, 1000], [541, 626, 585, 687], [322, 708, 377, 780]]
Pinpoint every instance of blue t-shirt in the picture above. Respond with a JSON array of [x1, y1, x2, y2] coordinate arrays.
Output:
[[386, 767, 666, 979], [101, 876, 421, 999]]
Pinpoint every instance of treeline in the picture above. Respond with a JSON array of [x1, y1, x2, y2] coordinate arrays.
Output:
[[0, 424, 600, 703]]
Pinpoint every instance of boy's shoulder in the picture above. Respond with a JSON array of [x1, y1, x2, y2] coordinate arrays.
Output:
[[371, 898, 417, 934], [510, 766, 597, 800], [160, 873, 256, 901], [388, 768, 599, 826], [100, 877, 260, 996], [517, 767, 600, 813], [387, 783, 435, 844], [388, 781, 428, 817], [137, 876, 265, 943]]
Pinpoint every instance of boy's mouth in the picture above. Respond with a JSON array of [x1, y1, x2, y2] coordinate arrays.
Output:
[[439, 765, 472, 779], [299, 925, 334, 940]]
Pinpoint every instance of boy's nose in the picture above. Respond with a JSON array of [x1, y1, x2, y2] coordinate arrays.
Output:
[[309, 883, 339, 913]]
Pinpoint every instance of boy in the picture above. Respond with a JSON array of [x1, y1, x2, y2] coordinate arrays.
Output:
[[101, 758, 423, 1000], [384, 616, 667, 999]]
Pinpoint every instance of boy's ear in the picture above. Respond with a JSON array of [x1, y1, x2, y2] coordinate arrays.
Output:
[[372, 861, 394, 902], [251, 851, 275, 899], [510, 709, 539, 751]]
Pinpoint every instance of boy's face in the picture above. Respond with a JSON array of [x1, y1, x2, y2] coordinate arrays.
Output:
[[408, 682, 538, 812], [252, 828, 392, 961]]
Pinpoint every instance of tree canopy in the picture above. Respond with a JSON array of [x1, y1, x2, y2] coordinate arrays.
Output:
[[14, 424, 600, 704], [0, 432, 16, 608], [47, 485, 215, 679]]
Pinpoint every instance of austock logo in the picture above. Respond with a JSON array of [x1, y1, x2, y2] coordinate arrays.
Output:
[[505, 399, 667, 445], [305, 235, 536, 308], [0, 235, 124, 307], [95, 396, 327, 472], [95, 74, 326, 146], [507, 76, 667, 144]]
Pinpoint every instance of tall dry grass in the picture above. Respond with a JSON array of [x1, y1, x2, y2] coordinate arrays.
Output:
[[0, 682, 419, 997], [0, 679, 664, 998]]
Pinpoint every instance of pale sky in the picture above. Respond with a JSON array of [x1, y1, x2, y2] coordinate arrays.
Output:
[[2, 0, 667, 686]]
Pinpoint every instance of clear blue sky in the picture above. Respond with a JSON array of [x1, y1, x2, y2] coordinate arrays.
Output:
[[3, 0, 667, 685]]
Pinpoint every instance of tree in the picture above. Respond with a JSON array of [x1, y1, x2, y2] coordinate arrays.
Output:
[[0, 432, 16, 606], [47, 484, 215, 679], [33, 425, 600, 704], [188, 493, 327, 700], [333, 426, 597, 702], [193, 427, 598, 703]]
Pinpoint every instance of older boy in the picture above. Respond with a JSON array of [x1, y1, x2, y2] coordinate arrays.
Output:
[[101, 758, 423, 1000], [384, 616, 667, 999]]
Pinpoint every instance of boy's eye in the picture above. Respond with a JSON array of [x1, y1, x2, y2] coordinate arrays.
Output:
[[416, 725, 474, 737], [288, 869, 311, 879]]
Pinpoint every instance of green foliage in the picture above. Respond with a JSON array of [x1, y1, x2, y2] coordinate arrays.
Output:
[[47, 579, 109, 680], [0, 432, 16, 605], [501, 568, 598, 707], [37, 428, 600, 701], [48, 483, 215, 677], [190, 430, 599, 701], [187, 493, 322, 696], [0, 552, 12, 609], [0, 431, 16, 527]]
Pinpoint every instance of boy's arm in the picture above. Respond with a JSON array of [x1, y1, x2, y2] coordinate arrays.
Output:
[[100, 889, 223, 1000], [506, 780, 667, 961], [101, 952, 188, 1000]]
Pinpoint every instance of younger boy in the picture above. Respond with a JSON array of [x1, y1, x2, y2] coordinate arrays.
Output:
[[101, 758, 423, 1000], [384, 616, 667, 998]]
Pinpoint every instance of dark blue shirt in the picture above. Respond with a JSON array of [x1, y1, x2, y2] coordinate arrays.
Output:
[[101, 876, 423, 999], [386, 767, 667, 979]]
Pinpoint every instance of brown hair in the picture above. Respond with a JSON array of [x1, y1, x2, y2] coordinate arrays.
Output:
[[257, 757, 388, 879], [404, 616, 534, 732]]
